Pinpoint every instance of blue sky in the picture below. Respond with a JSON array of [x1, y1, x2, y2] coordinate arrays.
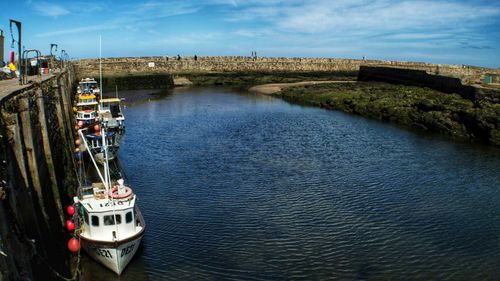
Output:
[[1, 0, 499, 68]]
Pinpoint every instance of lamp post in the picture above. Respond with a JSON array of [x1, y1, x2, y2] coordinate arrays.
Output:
[[0, 29, 4, 66], [9, 19, 22, 85], [50, 43, 58, 70], [61, 49, 67, 68], [22, 49, 41, 84], [50, 43, 58, 56]]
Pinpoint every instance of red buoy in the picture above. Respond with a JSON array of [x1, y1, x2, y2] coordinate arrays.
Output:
[[67, 205, 75, 216], [94, 124, 100, 132], [68, 238, 80, 253], [10, 51, 14, 63], [66, 220, 75, 232]]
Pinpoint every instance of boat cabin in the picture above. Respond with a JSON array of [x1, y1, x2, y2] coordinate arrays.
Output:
[[77, 94, 98, 106], [85, 131, 117, 150], [76, 110, 97, 121], [100, 98, 123, 118], [78, 78, 100, 95], [78, 183, 139, 240], [99, 98, 125, 129]]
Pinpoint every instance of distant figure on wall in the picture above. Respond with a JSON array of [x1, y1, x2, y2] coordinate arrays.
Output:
[[177, 54, 181, 61], [194, 55, 197, 61]]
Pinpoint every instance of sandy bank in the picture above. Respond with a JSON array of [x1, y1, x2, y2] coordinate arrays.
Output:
[[249, 81, 355, 95]]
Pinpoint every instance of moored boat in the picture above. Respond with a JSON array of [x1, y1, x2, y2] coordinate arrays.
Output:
[[74, 126, 145, 274], [99, 97, 125, 132]]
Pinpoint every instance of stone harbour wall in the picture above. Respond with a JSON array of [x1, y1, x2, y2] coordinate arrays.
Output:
[[0, 68, 78, 281], [74, 56, 500, 84]]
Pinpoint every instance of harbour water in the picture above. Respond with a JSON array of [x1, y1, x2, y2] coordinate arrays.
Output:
[[80, 87, 500, 280]]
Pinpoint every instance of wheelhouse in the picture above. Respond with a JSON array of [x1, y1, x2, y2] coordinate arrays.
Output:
[[77, 94, 98, 106], [76, 110, 97, 120], [78, 78, 100, 95]]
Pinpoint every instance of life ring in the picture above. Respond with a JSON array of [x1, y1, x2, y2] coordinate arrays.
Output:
[[109, 186, 133, 199]]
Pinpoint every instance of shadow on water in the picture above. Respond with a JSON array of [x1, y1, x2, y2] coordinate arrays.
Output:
[[103, 88, 174, 107]]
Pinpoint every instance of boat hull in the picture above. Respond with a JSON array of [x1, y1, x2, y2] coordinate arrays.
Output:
[[81, 234, 143, 275]]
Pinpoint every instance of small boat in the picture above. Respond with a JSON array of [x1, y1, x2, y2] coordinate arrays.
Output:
[[74, 127, 145, 274], [84, 131, 119, 165], [75, 84, 99, 128], [77, 77, 101, 97], [99, 97, 125, 132]]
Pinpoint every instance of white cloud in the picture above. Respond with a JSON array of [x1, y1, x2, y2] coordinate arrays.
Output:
[[223, 0, 500, 36], [31, 2, 70, 17], [36, 24, 115, 37]]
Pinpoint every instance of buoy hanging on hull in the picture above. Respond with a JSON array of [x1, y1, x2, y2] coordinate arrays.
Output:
[[68, 238, 80, 253], [66, 220, 75, 232], [67, 205, 75, 216]]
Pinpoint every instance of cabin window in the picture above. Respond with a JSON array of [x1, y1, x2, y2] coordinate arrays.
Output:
[[103, 215, 115, 225], [84, 114, 90, 118], [84, 210, 89, 225], [126, 212, 133, 223], [116, 214, 122, 225], [91, 215, 99, 226]]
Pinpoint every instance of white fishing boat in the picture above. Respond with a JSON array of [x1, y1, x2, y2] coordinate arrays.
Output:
[[74, 127, 145, 274]]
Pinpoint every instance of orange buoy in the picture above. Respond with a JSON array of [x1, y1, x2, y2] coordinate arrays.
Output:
[[66, 220, 75, 232], [68, 238, 80, 253], [75, 139, 81, 146], [94, 124, 100, 132], [67, 205, 75, 216], [78, 121, 84, 127]]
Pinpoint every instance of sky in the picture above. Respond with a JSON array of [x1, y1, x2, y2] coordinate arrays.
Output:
[[0, 0, 499, 68]]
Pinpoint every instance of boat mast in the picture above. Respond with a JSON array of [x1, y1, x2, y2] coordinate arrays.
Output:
[[99, 35, 103, 111], [102, 125, 113, 197]]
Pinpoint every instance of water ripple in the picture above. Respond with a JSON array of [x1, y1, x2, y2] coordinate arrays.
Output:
[[82, 88, 500, 280]]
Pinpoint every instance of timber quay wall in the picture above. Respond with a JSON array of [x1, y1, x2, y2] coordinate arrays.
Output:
[[0, 68, 77, 281], [74, 56, 500, 84]]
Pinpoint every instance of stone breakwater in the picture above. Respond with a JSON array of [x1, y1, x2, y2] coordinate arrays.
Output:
[[0, 68, 78, 280], [74, 56, 500, 84]]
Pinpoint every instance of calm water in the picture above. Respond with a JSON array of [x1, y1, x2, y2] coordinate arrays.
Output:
[[80, 87, 500, 280]]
